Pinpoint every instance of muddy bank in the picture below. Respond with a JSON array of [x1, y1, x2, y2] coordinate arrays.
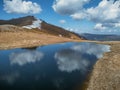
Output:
[[86, 41, 120, 90]]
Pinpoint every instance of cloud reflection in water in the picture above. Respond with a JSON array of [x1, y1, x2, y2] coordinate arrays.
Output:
[[71, 43, 110, 58], [0, 72, 19, 85], [55, 49, 90, 72], [9, 50, 44, 66], [55, 43, 110, 72]]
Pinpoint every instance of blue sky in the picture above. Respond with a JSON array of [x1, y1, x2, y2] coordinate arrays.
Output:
[[0, 0, 120, 35]]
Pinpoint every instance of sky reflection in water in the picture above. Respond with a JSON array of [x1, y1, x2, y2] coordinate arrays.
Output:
[[0, 42, 110, 90]]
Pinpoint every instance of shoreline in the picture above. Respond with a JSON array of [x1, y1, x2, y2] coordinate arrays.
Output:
[[0, 31, 120, 90], [0, 31, 84, 50], [85, 41, 120, 90], [0, 39, 86, 50]]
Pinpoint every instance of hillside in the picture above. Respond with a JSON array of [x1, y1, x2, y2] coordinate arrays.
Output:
[[0, 16, 36, 26], [0, 16, 84, 49], [0, 16, 83, 40]]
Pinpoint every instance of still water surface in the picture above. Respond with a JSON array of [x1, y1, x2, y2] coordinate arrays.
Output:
[[0, 42, 110, 90]]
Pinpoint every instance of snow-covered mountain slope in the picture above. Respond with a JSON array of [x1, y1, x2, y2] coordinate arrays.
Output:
[[22, 19, 42, 29]]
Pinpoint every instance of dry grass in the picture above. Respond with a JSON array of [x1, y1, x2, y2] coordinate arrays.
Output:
[[86, 41, 120, 90], [0, 28, 120, 90], [0, 30, 83, 50]]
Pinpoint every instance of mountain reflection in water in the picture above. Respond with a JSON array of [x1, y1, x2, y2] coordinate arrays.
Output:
[[0, 42, 110, 90]]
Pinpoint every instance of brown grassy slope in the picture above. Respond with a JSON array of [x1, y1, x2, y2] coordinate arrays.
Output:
[[86, 41, 120, 90], [41, 21, 83, 39], [0, 31, 79, 50], [0, 25, 24, 32], [0, 16, 84, 40], [0, 25, 83, 49]]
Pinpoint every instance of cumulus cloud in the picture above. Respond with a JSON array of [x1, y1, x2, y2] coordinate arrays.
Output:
[[74, 0, 120, 21], [59, 20, 66, 24], [3, 0, 42, 14], [52, 0, 90, 14], [94, 23, 107, 30], [115, 22, 120, 27], [70, 11, 88, 20], [55, 42, 110, 73], [9, 50, 44, 66], [53, 0, 120, 30]]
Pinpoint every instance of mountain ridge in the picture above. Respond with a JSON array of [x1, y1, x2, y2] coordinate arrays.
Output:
[[0, 16, 36, 26], [80, 33, 120, 41], [0, 16, 84, 40]]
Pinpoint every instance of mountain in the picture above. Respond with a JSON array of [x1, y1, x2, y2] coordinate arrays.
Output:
[[0, 16, 83, 40], [0, 16, 36, 26], [80, 33, 120, 41]]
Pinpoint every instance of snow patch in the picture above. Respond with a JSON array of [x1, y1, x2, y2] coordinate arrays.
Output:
[[59, 34, 62, 37], [23, 19, 42, 29]]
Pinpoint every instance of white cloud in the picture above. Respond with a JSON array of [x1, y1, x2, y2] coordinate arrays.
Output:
[[59, 20, 66, 24], [53, 0, 120, 31], [52, 0, 90, 14], [9, 50, 44, 66], [70, 11, 88, 20], [72, 0, 120, 30], [3, 0, 42, 14], [94, 23, 107, 30], [115, 22, 120, 27], [87, 0, 120, 22]]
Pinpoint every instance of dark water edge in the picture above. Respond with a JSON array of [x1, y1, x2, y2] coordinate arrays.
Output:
[[0, 42, 110, 90]]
